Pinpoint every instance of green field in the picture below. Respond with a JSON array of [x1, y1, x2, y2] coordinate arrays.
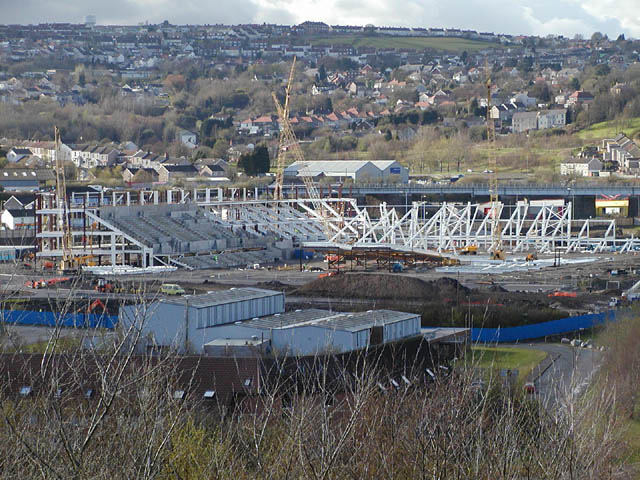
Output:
[[468, 346, 548, 381], [309, 35, 503, 52], [577, 117, 640, 140]]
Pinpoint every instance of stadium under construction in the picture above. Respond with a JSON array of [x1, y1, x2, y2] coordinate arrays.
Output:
[[32, 186, 640, 274]]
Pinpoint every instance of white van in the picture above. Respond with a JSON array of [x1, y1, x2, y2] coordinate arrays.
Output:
[[160, 283, 185, 295]]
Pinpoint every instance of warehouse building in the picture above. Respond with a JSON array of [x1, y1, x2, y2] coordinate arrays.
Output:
[[284, 160, 409, 184], [119, 288, 422, 357], [203, 308, 421, 357], [119, 288, 285, 354]]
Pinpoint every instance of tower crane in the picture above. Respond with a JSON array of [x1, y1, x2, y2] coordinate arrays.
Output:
[[54, 126, 74, 271], [272, 57, 322, 210], [485, 68, 505, 260]]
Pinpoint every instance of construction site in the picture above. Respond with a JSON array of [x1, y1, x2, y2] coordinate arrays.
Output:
[[6, 59, 639, 335]]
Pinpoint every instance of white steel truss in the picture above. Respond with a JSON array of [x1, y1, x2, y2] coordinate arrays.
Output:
[[203, 199, 640, 254]]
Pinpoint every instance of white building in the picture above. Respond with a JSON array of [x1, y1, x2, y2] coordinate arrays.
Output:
[[119, 288, 285, 355], [1, 208, 35, 230], [204, 308, 421, 357], [284, 160, 408, 184], [560, 158, 603, 177], [119, 288, 421, 357]]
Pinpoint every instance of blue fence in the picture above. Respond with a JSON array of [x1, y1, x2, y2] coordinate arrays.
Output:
[[0, 310, 118, 329], [471, 310, 616, 343]]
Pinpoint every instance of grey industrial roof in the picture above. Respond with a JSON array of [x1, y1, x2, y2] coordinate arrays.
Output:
[[161, 287, 282, 308], [241, 309, 334, 329], [241, 308, 419, 332], [320, 310, 419, 332]]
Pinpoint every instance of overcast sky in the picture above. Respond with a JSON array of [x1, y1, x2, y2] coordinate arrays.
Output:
[[0, 0, 637, 38]]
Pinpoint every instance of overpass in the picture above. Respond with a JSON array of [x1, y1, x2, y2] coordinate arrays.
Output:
[[309, 183, 640, 198]]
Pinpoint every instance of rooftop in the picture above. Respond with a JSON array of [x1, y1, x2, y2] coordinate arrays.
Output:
[[239, 308, 419, 332], [161, 287, 282, 309]]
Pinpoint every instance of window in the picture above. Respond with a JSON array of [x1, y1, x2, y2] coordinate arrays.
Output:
[[84, 389, 94, 399], [244, 378, 252, 388], [19, 386, 32, 397], [203, 390, 215, 399]]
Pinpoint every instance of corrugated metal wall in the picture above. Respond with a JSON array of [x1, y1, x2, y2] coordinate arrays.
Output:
[[383, 316, 421, 343], [194, 292, 285, 328]]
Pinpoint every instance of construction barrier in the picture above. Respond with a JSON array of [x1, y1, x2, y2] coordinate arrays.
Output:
[[0, 310, 118, 329], [471, 310, 616, 343]]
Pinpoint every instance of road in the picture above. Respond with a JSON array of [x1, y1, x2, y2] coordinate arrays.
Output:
[[516, 343, 601, 408]]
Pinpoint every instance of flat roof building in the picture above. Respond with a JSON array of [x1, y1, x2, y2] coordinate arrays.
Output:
[[205, 308, 421, 356], [119, 288, 285, 354]]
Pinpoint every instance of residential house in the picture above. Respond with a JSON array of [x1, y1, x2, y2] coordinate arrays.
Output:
[[560, 158, 603, 177], [537, 109, 567, 129], [512, 109, 567, 133], [156, 164, 199, 184], [122, 167, 159, 184], [1, 208, 35, 230], [510, 92, 536, 107], [178, 130, 198, 149], [23, 140, 72, 163], [71, 144, 119, 168], [512, 111, 539, 133], [1, 193, 36, 211], [6, 147, 32, 163], [602, 134, 640, 172], [565, 90, 594, 108]]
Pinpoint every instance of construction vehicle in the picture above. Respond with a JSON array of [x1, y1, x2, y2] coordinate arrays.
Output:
[[525, 253, 538, 262], [392, 262, 403, 273], [459, 245, 478, 255], [78, 299, 106, 314], [95, 278, 114, 293]]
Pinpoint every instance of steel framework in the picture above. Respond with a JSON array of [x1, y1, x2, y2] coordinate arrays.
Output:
[[37, 194, 640, 270]]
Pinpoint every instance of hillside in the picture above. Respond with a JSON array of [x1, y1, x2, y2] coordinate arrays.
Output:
[[308, 35, 504, 52], [577, 117, 640, 141]]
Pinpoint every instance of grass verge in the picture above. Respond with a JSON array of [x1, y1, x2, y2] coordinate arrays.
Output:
[[468, 345, 548, 381]]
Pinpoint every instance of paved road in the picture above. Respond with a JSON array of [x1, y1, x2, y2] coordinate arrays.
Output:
[[516, 343, 601, 408]]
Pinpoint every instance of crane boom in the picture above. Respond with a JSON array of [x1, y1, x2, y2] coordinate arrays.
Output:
[[485, 69, 504, 260], [273, 57, 296, 200], [272, 57, 321, 208], [54, 126, 73, 270]]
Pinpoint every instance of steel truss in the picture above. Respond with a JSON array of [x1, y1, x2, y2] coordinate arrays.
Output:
[[333, 201, 638, 254], [202, 199, 640, 254]]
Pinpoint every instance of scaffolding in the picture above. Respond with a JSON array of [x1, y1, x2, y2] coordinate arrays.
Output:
[[36, 193, 155, 268]]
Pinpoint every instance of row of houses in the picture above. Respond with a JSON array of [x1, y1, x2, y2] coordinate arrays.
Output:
[[602, 133, 640, 173], [511, 109, 567, 133]]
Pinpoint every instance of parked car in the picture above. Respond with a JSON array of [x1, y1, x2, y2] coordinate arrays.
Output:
[[160, 283, 185, 295]]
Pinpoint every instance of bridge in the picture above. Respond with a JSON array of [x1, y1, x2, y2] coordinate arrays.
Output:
[[314, 183, 640, 198]]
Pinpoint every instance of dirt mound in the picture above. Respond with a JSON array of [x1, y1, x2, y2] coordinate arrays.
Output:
[[256, 280, 295, 293], [294, 273, 469, 301]]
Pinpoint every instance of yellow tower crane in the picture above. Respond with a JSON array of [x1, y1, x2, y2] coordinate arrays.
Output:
[[272, 57, 322, 210], [485, 69, 505, 260], [54, 126, 74, 271]]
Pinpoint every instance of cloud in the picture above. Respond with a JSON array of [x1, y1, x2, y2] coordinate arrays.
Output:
[[579, 0, 640, 37], [0, 0, 634, 39]]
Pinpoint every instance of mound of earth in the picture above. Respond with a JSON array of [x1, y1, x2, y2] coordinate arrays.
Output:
[[294, 273, 470, 301]]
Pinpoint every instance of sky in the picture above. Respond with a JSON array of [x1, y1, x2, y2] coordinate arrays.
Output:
[[0, 0, 638, 39]]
